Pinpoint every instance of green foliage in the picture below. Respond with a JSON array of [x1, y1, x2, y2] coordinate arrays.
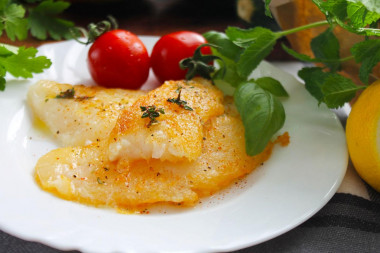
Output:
[[198, 0, 380, 156], [28, 0, 74, 40], [0, 0, 75, 41], [234, 81, 285, 156], [310, 28, 341, 72], [0, 45, 52, 90], [254, 77, 289, 97], [351, 39, 380, 84]]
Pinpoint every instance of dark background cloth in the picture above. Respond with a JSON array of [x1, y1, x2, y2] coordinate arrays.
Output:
[[2, 189, 380, 253]]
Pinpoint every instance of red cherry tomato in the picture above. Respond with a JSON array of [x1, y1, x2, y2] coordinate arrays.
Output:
[[151, 31, 211, 83], [87, 29, 150, 89]]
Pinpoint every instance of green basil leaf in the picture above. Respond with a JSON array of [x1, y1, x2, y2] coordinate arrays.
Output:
[[203, 30, 244, 62], [234, 81, 285, 156], [351, 39, 380, 84], [233, 27, 278, 79], [255, 77, 289, 97]]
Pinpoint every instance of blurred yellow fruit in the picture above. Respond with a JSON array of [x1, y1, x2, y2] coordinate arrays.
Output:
[[346, 80, 380, 192]]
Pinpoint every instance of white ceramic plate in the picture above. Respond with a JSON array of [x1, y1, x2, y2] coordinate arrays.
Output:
[[0, 37, 348, 253]]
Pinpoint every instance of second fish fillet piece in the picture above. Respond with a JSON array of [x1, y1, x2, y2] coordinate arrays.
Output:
[[108, 78, 225, 162]]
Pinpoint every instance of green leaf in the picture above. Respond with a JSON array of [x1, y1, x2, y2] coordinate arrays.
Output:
[[225, 26, 259, 48], [0, 46, 51, 78], [0, 0, 7, 10], [352, 0, 380, 14], [203, 31, 244, 62], [234, 81, 285, 156], [281, 43, 318, 62], [351, 39, 380, 84], [0, 66, 5, 91], [28, 0, 74, 40], [310, 28, 341, 72], [254, 77, 289, 97], [321, 73, 364, 108], [298, 67, 330, 103], [264, 0, 272, 17], [347, 1, 380, 28], [232, 27, 278, 78], [312, 0, 380, 36], [1, 3, 28, 41], [211, 49, 245, 87], [312, 0, 348, 22]]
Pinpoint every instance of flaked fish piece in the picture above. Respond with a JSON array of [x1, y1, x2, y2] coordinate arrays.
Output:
[[34, 99, 284, 210], [35, 142, 198, 209], [27, 80, 146, 146], [108, 78, 224, 162]]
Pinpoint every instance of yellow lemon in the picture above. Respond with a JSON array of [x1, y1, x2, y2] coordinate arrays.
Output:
[[346, 80, 380, 192]]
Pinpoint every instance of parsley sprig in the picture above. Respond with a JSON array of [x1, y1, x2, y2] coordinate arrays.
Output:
[[0, 44, 51, 91], [182, 0, 380, 156], [0, 0, 78, 91], [0, 0, 76, 41]]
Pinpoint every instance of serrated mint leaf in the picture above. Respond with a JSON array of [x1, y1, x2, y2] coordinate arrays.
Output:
[[321, 73, 364, 108], [348, 0, 380, 14], [347, 2, 380, 28], [298, 67, 329, 103], [312, 0, 348, 22], [203, 31, 244, 62], [281, 44, 318, 62], [28, 0, 74, 40], [313, 0, 380, 36], [234, 81, 285, 156], [234, 27, 278, 78], [255, 77, 288, 97], [1, 3, 28, 41], [351, 39, 380, 84], [310, 28, 340, 72], [0, 46, 51, 78]]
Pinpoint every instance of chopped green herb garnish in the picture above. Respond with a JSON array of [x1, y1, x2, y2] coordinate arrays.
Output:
[[55, 88, 94, 100], [167, 89, 193, 111], [140, 105, 165, 127], [55, 88, 75, 99]]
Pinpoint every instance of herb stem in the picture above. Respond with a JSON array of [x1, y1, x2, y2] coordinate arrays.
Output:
[[339, 55, 355, 62], [275, 20, 330, 38]]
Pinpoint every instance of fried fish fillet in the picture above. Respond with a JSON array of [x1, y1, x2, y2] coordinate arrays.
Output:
[[34, 99, 278, 210], [27, 80, 146, 146], [108, 78, 224, 162], [32, 78, 288, 211]]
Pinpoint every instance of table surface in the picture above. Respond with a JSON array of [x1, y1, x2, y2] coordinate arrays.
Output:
[[1, 1, 380, 252]]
